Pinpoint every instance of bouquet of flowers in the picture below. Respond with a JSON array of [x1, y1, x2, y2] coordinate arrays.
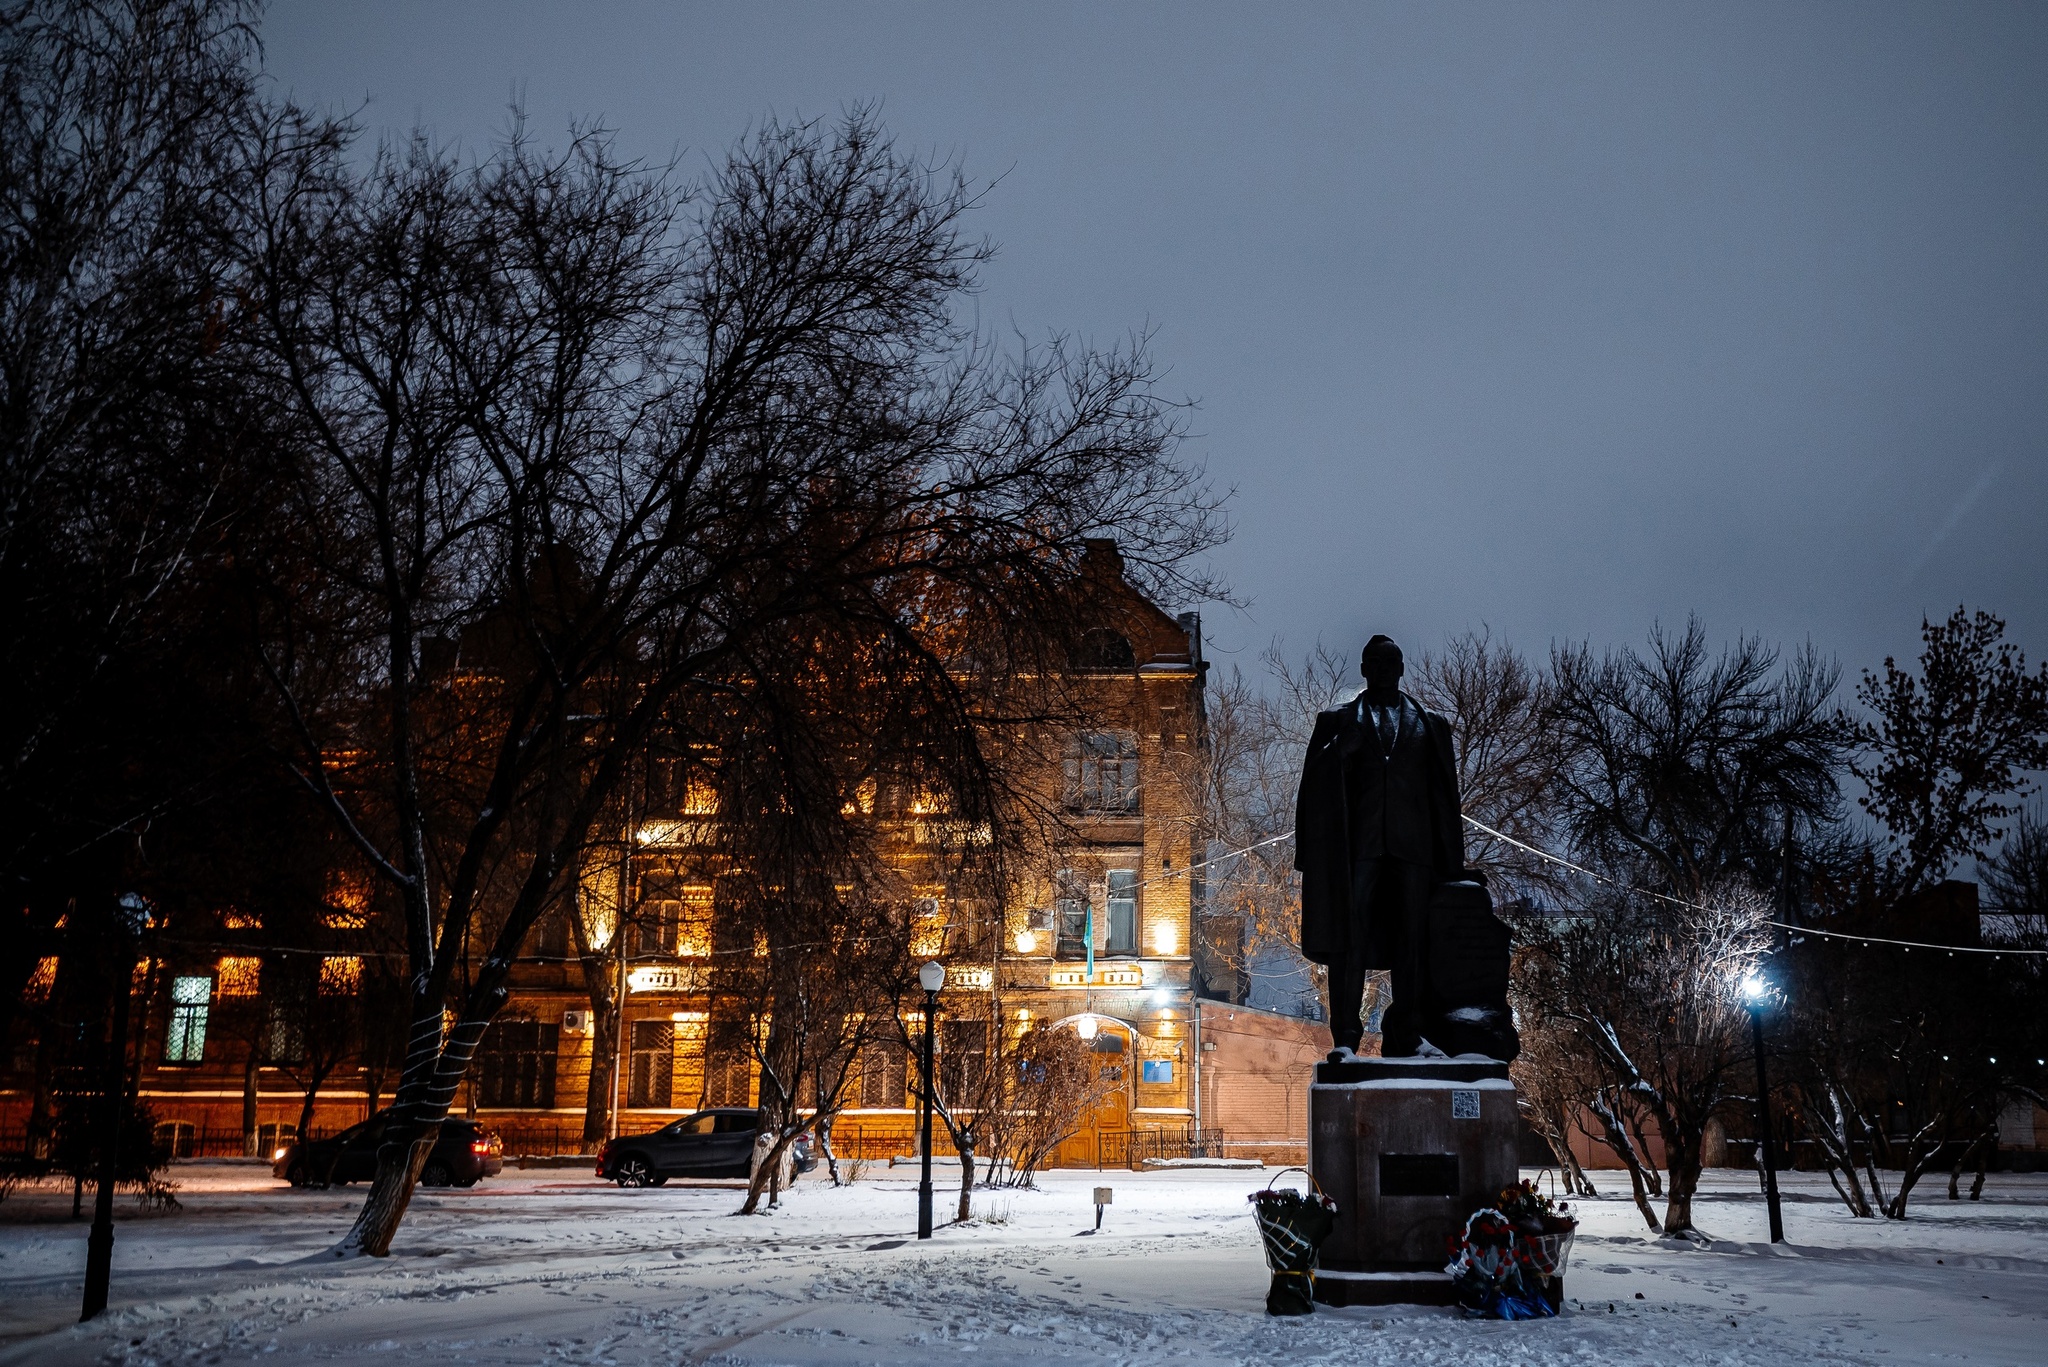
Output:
[[1444, 1180, 1578, 1319], [1248, 1168, 1338, 1316]]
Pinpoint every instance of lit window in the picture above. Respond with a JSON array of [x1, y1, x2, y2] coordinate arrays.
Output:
[[318, 956, 363, 996], [1064, 733, 1139, 813], [220, 908, 262, 930], [164, 977, 212, 1063], [216, 956, 262, 997], [324, 871, 370, 929], [1105, 870, 1138, 956], [677, 888, 714, 957], [1054, 872, 1091, 961], [25, 956, 58, 1003]]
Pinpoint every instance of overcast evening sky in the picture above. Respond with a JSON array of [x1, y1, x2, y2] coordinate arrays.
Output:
[[261, 1, 2048, 688]]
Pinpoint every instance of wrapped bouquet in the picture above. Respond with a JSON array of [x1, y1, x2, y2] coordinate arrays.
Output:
[[1248, 1168, 1338, 1316], [1444, 1179, 1577, 1319]]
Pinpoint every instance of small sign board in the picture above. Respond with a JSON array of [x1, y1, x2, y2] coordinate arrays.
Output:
[[1141, 1060, 1174, 1083], [1093, 1187, 1114, 1206], [1451, 1089, 1482, 1120]]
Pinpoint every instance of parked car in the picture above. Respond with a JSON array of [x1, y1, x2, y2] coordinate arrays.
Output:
[[598, 1108, 759, 1185], [274, 1112, 503, 1189]]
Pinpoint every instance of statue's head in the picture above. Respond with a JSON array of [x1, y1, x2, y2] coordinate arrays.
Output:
[[1360, 635, 1404, 693]]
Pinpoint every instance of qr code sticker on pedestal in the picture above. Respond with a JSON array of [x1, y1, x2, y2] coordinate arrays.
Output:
[[1451, 1088, 1481, 1119]]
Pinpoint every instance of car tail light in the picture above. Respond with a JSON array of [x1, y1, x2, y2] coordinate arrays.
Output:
[[471, 1140, 490, 1155]]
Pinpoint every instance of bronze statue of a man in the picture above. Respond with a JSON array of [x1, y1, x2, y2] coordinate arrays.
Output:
[[1293, 635, 1465, 1058]]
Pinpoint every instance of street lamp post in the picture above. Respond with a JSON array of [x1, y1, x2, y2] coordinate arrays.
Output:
[[1741, 974, 1786, 1244], [916, 960, 945, 1240]]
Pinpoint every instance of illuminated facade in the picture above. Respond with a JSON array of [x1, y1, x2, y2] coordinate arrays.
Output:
[[0, 540, 1211, 1165]]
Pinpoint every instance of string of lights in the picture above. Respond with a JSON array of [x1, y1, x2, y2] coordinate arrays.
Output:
[[1459, 815, 2048, 959]]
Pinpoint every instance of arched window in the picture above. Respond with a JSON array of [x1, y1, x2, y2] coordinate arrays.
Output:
[[1073, 628, 1136, 670]]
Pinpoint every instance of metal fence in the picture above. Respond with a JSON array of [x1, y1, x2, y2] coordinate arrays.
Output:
[[1095, 1125, 1227, 1170], [0, 1116, 1232, 1170]]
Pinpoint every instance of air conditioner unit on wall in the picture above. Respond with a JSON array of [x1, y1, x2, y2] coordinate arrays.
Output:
[[561, 1009, 591, 1034]]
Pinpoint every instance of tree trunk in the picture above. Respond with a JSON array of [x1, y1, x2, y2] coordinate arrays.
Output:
[[1661, 1144, 1701, 1236], [739, 1129, 801, 1214], [1531, 1108, 1597, 1196], [1590, 1092, 1659, 1230], [817, 1116, 844, 1187], [27, 1031, 56, 1158], [578, 954, 618, 1152], [956, 1140, 975, 1223], [1949, 1121, 1997, 1201], [295, 1071, 325, 1144], [335, 1008, 489, 1256], [1658, 1122, 1706, 1238], [1808, 1083, 1876, 1217], [1881, 1116, 1951, 1220], [242, 1054, 261, 1156], [1560, 1141, 1597, 1197], [1628, 1106, 1664, 1197], [338, 1126, 437, 1255]]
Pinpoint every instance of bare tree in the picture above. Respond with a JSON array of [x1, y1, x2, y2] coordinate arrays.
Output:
[[1776, 608, 2048, 1219], [978, 1024, 1114, 1189], [1518, 879, 1773, 1236], [228, 106, 1220, 1255], [1983, 805, 2048, 944], [1409, 628, 1561, 900], [0, 0, 273, 1045], [1504, 982, 1602, 1201]]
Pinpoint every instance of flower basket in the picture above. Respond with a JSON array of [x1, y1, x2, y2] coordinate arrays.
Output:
[[1247, 1168, 1338, 1316], [1444, 1181, 1578, 1319]]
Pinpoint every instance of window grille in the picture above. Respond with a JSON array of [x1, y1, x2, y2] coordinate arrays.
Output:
[[478, 1019, 560, 1108], [164, 976, 212, 1063], [627, 1019, 675, 1108]]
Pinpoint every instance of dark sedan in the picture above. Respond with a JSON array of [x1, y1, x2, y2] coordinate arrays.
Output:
[[274, 1111, 503, 1189], [597, 1108, 765, 1185]]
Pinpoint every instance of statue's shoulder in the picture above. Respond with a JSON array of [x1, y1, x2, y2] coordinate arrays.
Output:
[[1408, 694, 1456, 734], [1305, 704, 1352, 753]]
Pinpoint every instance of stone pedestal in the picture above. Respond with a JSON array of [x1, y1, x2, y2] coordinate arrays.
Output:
[[1309, 1055, 1518, 1307]]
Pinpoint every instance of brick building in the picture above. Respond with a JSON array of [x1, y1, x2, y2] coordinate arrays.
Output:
[[2, 540, 1215, 1167]]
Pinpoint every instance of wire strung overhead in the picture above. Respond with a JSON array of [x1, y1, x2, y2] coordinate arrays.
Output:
[[1458, 815, 2048, 959], [148, 817, 2045, 962]]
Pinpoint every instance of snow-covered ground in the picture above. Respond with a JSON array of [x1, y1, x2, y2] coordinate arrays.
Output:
[[1, 1161, 2043, 1365]]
